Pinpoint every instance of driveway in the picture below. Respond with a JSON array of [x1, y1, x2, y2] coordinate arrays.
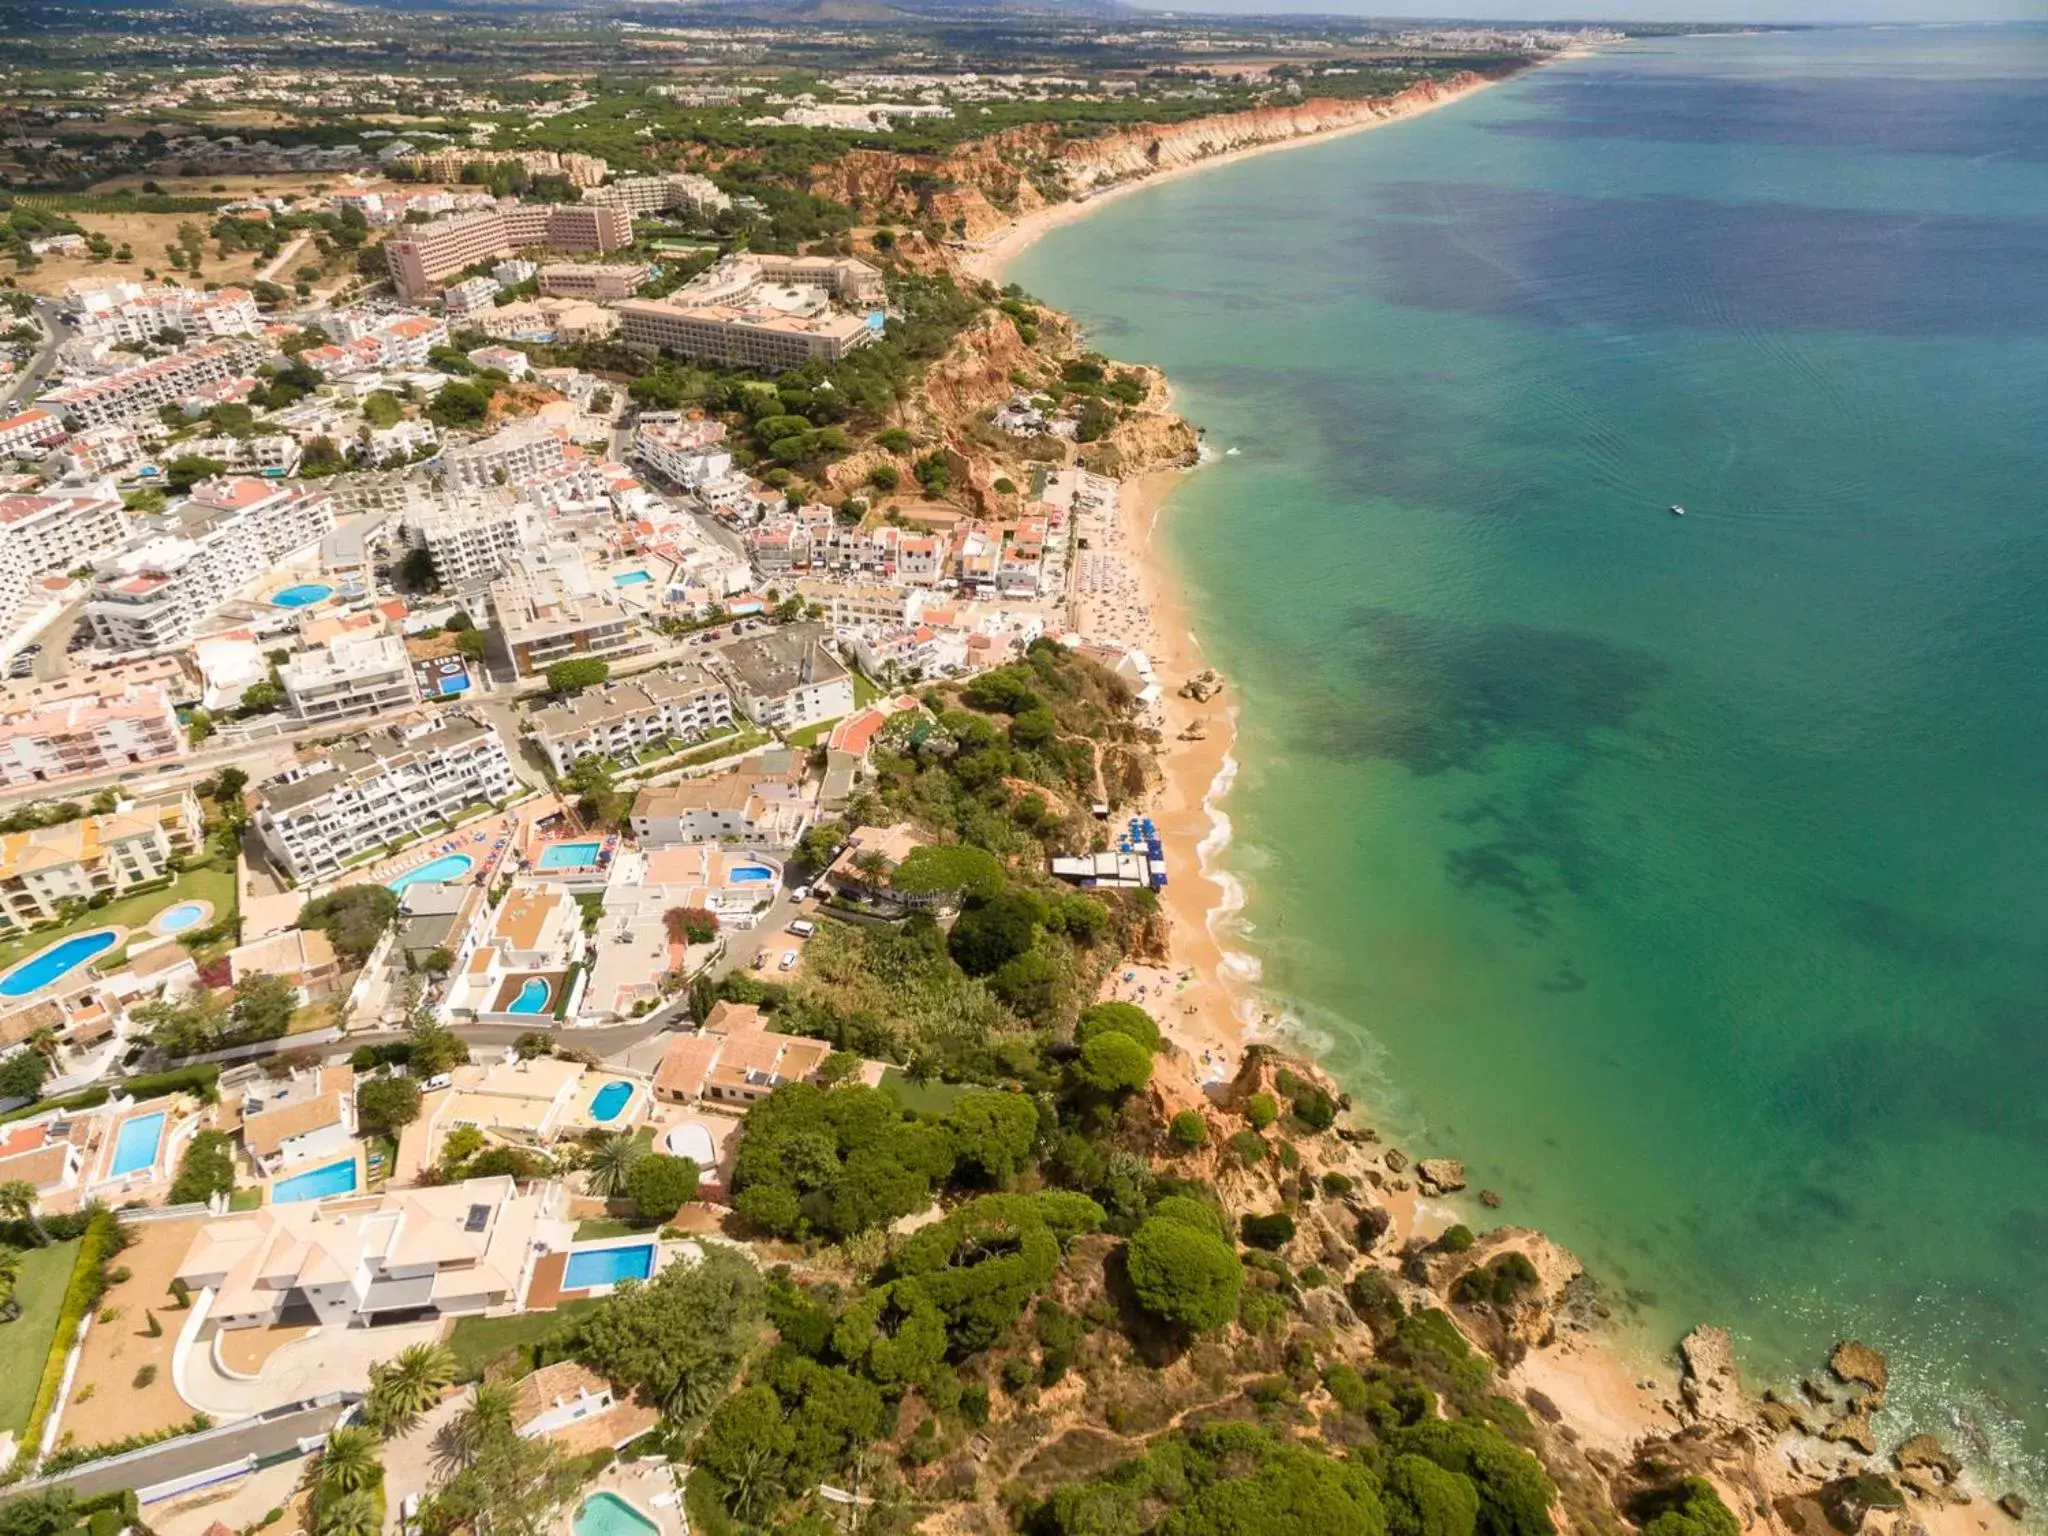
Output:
[[178, 1316, 450, 1420]]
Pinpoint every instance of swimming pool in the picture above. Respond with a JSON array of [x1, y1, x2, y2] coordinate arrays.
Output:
[[730, 865, 774, 883], [272, 1157, 358, 1204], [563, 1243, 656, 1290], [156, 901, 208, 934], [0, 930, 119, 998], [508, 977, 552, 1015], [389, 854, 474, 892], [612, 570, 653, 587], [574, 1493, 659, 1536], [270, 583, 334, 609], [109, 1110, 167, 1177], [588, 1081, 632, 1122], [536, 841, 602, 871]]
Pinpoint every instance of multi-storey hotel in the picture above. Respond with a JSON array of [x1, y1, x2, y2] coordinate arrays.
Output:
[[41, 342, 261, 429], [536, 263, 651, 302], [615, 300, 874, 369], [384, 204, 632, 302], [583, 172, 732, 220], [253, 713, 517, 884]]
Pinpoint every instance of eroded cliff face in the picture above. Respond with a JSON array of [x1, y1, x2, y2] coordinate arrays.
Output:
[[809, 74, 1491, 239]]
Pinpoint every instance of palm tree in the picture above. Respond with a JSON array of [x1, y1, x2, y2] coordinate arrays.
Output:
[[364, 1340, 456, 1437], [24, 1028, 58, 1066], [313, 1489, 381, 1536], [432, 1380, 517, 1475], [0, 1181, 47, 1246], [584, 1132, 639, 1199], [316, 1427, 382, 1494]]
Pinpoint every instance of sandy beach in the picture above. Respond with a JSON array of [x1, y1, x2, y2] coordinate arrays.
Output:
[[960, 72, 1503, 287]]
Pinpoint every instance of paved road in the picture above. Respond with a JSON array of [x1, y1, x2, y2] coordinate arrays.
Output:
[[2, 299, 67, 410], [26, 1398, 351, 1501]]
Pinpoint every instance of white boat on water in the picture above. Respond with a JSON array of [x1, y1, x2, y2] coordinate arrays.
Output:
[[1670, 504, 1686, 516], [1225, 447, 1241, 456]]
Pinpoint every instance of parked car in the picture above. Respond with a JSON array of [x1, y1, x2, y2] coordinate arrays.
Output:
[[778, 950, 798, 972], [788, 918, 815, 938]]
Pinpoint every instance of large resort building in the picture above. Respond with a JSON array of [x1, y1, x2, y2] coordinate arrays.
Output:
[[385, 204, 633, 302], [615, 254, 885, 370]]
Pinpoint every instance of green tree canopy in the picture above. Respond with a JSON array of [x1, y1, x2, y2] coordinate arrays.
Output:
[[298, 884, 401, 964], [573, 1245, 764, 1423], [545, 658, 610, 695], [627, 1154, 700, 1220], [1074, 1030, 1153, 1095], [1125, 1215, 1242, 1333], [1077, 1001, 1163, 1053], [942, 1089, 1039, 1186]]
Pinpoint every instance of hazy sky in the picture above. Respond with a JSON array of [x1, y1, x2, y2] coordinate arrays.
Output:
[[1144, 1, 2046, 18]]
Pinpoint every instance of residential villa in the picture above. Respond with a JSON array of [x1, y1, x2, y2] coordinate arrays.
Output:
[[444, 883, 586, 1021], [176, 1175, 566, 1330], [512, 1361, 659, 1453], [599, 844, 782, 929], [0, 1123, 84, 1199], [627, 752, 815, 848], [651, 1002, 885, 1109], [236, 1064, 356, 1175]]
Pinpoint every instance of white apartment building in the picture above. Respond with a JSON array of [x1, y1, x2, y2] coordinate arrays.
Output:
[[53, 424, 144, 479], [407, 490, 542, 589], [0, 491, 130, 631], [65, 282, 262, 346], [180, 432, 302, 476], [253, 713, 516, 883], [525, 666, 733, 777], [632, 413, 733, 490], [0, 409, 66, 461], [86, 479, 334, 651], [0, 676, 186, 788], [441, 276, 501, 317], [42, 342, 261, 430], [279, 632, 421, 724], [714, 623, 855, 730], [442, 420, 566, 492]]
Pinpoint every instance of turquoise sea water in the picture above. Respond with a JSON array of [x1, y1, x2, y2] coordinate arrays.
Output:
[[1013, 26, 2048, 1486]]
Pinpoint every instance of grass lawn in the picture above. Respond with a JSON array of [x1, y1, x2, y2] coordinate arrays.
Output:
[[852, 669, 885, 709], [879, 1068, 970, 1117], [0, 1239, 83, 1434], [446, 1298, 602, 1382], [784, 717, 842, 749], [572, 1217, 649, 1241], [229, 1186, 263, 1211], [0, 862, 238, 979], [658, 730, 769, 774]]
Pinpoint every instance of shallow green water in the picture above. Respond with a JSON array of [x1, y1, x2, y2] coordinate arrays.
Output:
[[1013, 27, 2048, 1485]]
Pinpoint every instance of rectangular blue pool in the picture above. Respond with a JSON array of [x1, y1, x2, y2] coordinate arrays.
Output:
[[109, 1110, 166, 1177], [563, 1243, 656, 1290], [537, 841, 602, 870], [273, 1157, 359, 1204]]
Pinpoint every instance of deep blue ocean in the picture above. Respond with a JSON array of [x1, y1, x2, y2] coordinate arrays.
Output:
[[1012, 25, 2048, 1488]]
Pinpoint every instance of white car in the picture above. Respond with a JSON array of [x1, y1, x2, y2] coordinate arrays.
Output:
[[777, 950, 798, 972], [791, 885, 811, 904]]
